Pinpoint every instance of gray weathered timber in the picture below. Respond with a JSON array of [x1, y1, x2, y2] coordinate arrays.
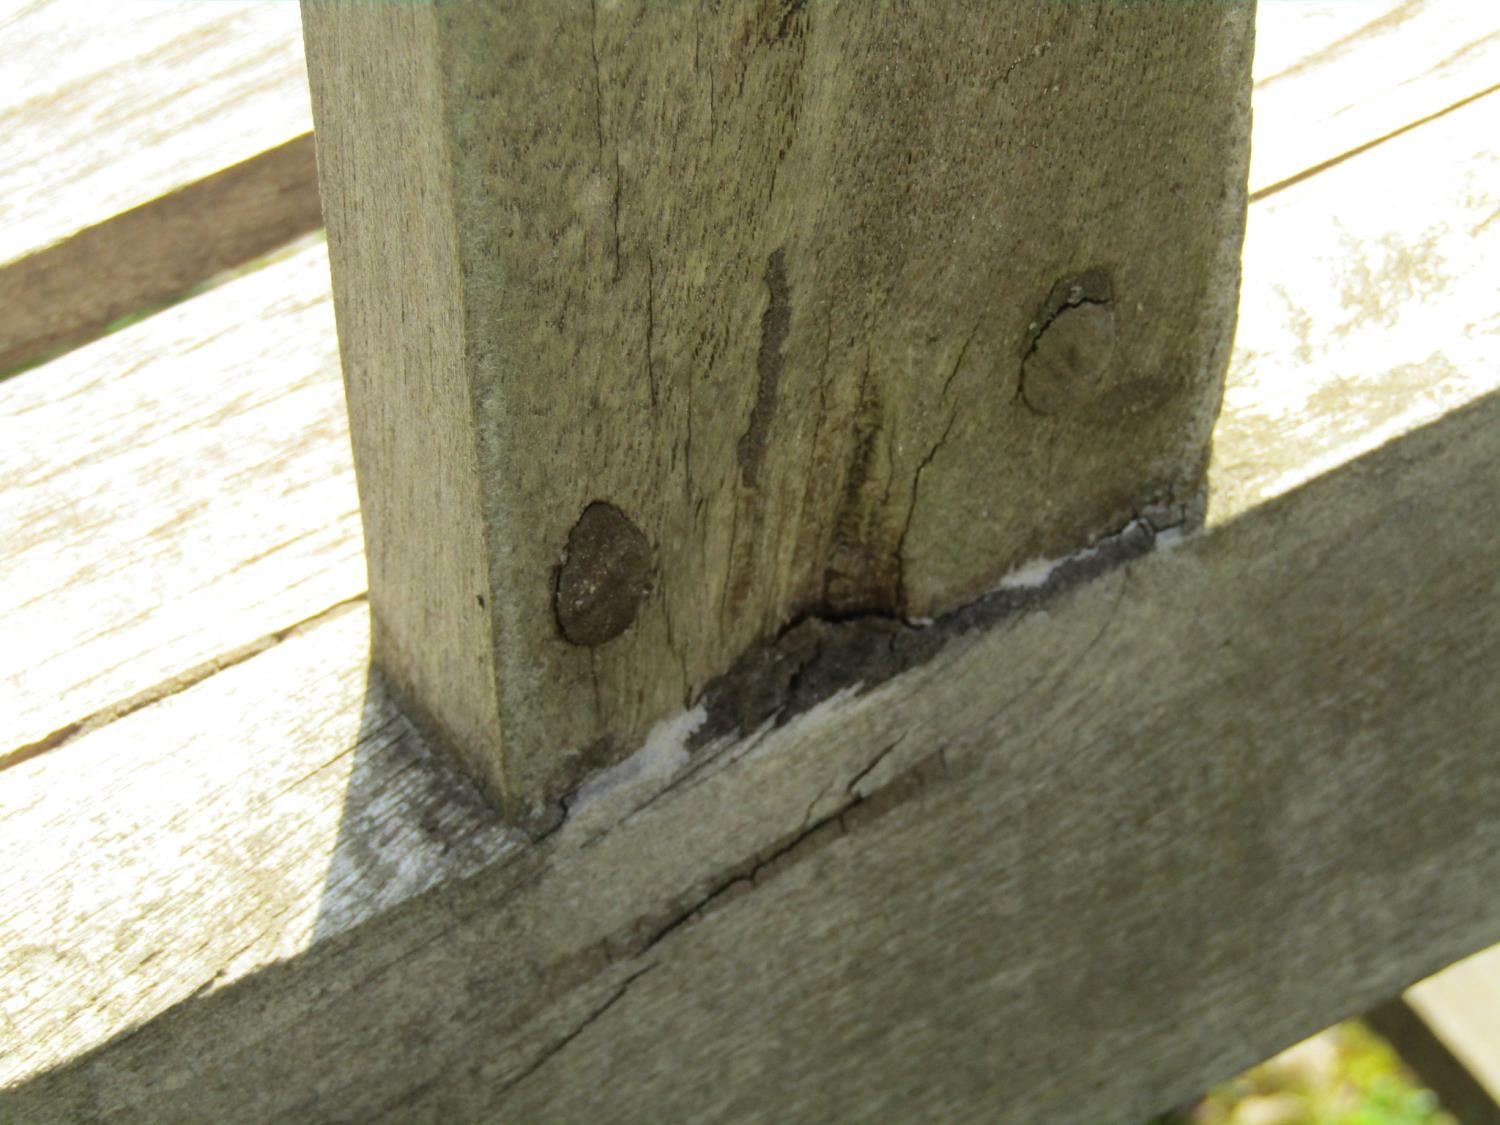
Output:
[[12, 382, 1499, 1123], [9, 71, 1500, 1086], [301, 0, 1255, 816]]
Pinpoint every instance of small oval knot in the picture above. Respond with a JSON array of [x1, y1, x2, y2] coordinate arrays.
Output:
[[555, 501, 654, 646]]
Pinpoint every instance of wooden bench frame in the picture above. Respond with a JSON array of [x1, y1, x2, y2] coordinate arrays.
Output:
[[4, 2, 1500, 1121]]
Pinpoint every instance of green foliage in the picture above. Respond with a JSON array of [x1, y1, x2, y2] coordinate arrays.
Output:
[[1151, 1022, 1455, 1125]]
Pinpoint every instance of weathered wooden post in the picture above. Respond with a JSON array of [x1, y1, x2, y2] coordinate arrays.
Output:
[[302, 1, 1253, 822]]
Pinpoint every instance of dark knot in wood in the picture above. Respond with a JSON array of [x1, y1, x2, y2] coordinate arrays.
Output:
[[555, 502, 654, 646], [1020, 268, 1117, 416]]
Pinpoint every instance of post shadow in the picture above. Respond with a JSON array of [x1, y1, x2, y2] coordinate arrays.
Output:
[[311, 659, 519, 943]]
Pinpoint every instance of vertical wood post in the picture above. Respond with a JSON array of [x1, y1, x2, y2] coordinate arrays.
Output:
[[302, 0, 1254, 821]]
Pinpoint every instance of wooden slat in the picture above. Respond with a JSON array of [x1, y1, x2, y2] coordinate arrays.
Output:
[[3, 65, 1499, 1105], [1211, 88, 1500, 525], [1250, 0, 1500, 195], [0, 603, 517, 1090], [0, 0, 318, 370], [1368, 956, 1500, 1125], [0, 136, 322, 373], [0, 243, 363, 766], [7, 332, 1500, 1124], [0, 0, 311, 265], [1401, 955, 1500, 1112]]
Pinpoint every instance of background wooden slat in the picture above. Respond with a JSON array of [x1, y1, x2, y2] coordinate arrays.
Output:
[[1212, 87, 1500, 524], [0, 244, 362, 766], [0, 0, 318, 371], [0, 137, 322, 374], [0, 0, 312, 267], [1368, 949, 1500, 1125], [1250, 0, 1500, 195]]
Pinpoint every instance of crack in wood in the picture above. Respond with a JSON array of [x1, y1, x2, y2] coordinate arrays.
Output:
[[0, 595, 368, 773], [637, 746, 950, 956], [692, 510, 1178, 752], [532, 507, 1186, 846], [495, 964, 657, 1098], [1019, 268, 1116, 417]]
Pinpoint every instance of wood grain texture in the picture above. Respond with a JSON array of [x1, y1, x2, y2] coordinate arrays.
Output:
[[299, 1, 509, 823], [5, 34, 1500, 1100], [1250, 0, 1500, 195], [0, 243, 363, 765], [0, 603, 519, 1090], [303, 0, 1254, 815], [8, 360, 1500, 1124], [1211, 87, 1500, 525], [0, 135, 323, 373], [0, 0, 311, 269]]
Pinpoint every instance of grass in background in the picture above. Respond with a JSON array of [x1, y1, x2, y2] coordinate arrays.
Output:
[[1153, 1022, 1455, 1125]]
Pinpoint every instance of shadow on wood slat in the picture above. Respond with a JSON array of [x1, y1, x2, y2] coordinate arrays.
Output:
[[0, 134, 323, 376]]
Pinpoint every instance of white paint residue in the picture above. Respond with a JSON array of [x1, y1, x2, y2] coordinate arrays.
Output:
[[987, 515, 1195, 594], [1154, 526, 1190, 553], [992, 534, 1108, 593], [571, 703, 707, 813], [994, 554, 1070, 591]]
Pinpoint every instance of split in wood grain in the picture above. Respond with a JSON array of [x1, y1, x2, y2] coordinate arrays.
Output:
[[0, 595, 364, 774], [1250, 81, 1500, 204]]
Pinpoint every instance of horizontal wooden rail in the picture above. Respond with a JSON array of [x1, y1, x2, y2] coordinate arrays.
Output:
[[5, 3, 1500, 1118], [9, 380, 1500, 1123]]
